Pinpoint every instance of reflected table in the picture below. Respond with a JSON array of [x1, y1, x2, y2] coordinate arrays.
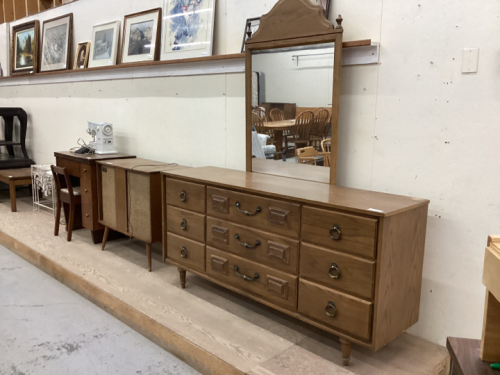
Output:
[[261, 119, 296, 154]]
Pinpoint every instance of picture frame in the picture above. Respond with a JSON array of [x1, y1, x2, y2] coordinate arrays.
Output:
[[120, 8, 162, 64], [310, 0, 331, 18], [40, 13, 73, 72], [241, 17, 260, 53], [161, 0, 216, 61], [88, 20, 120, 68], [74, 42, 90, 69], [11, 20, 39, 75]]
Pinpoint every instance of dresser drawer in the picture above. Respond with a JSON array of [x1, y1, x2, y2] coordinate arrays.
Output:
[[206, 217, 299, 275], [302, 206, 378, 259], [207, 187, 300, 239], [166, 178, 205, 214], [300, 243, 375, 299], [298, 279, 373, 341], [167, 232, 205, 272], [166, 206, 205, 243], [206, 247, 298, 310]]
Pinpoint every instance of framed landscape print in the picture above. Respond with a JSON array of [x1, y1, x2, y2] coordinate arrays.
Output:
[[11, 20, 39, 75], [241, 17, 260, 53], [121, 8, 161, 64], [161, 0, 216, 61], [40, 13, 73, 72], [310, 0, 331, 18], [74, 42, 90, 69], [88, 20, 120, 68]]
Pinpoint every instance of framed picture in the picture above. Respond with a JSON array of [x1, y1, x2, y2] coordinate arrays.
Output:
[[310, 0, 331, 18], [121, 8, 161, 64], [74, 42, 90, 69], [11, 20, 39, 75], [40, 13, 73, 72], [241, 17, 260, 53], [161, 0, 216, 61], [88, 20, 120, 68]]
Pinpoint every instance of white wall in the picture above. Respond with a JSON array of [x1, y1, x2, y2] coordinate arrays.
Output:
[[1, 0, 499, 348]]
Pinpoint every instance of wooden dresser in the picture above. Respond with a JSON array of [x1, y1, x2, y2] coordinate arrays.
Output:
[[161, 166, 429, 365]]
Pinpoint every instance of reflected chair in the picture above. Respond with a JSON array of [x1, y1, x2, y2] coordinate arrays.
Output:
[[310, 108, 330, 149], [252, 107, 268, 122], [253, 113, 283, 160], [289, 111, 314, 153], [270, 108, 285, 121], [51, 165, 82, 242], [296, 146, 319, 165], [321, 138, 332, 167]]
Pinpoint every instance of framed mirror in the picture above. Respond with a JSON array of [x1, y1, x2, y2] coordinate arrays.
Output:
[[245, 0, 343, 185]]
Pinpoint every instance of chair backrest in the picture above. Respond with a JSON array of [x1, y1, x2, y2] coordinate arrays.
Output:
[[292, 111, 314, 139], [313, 108, 330, 136], [321, 139, 332, 167], [252, 107, 268, 122], [50, 165, 75, 199], [269, 108, 285, 122], [252, 112, 266, 134]]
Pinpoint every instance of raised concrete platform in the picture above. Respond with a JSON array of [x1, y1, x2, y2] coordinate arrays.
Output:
[[0, 192, 450, 375]]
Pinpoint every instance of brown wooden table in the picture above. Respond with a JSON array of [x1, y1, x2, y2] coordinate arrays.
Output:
[[261, 119, 295, 153], [447, 337, 496, 375], [0, 168, 32, 212], [54, 151, 136, 243]]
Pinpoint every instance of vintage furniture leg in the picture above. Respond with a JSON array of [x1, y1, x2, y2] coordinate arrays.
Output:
[[54, 197, 61, 236], [146, 243, 152, 272], [101, 227, 110, 251], [9, 183, 17, 212], [178, 268, 186, 289], [67, 201, 76, 241], [339, 338, 351, 367]]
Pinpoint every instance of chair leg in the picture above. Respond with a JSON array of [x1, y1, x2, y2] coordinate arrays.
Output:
[[9, 183, 17, 212], [67, 202, 75, 242], [54, 199, 61, 236], [178, 268, 186, 289], [146, 243, 152, 272], [101, 227, 110, 251]]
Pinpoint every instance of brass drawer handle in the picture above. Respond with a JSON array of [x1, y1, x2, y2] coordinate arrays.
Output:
[[234, 265, 259, 281], [325, 301, 337, 318], [180, 218, 187, 230], [180, 246, 187, 258], [330, 224, 341, 240], [180, 190, 187, 202], [84, 189, 88, 193], [235, 234, 261, 249], [235, 201, 262, 216], [329, 263, 340, 279]]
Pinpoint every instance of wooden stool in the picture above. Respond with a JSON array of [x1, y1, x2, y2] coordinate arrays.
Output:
[[0, 168, 32, 212]]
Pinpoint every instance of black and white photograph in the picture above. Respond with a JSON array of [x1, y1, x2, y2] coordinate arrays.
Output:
[[128, 21, 153, 56], [94, 29, 114, 60], [40, 14, 73, 72]]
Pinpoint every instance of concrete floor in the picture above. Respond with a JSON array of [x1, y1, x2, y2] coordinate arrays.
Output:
[[0, 245, 200, 375]]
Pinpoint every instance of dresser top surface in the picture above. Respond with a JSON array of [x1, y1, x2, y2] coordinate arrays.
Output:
[[97, 158, 187, 174], [54, 151, 136, 165], [162, 167, 429, 217]]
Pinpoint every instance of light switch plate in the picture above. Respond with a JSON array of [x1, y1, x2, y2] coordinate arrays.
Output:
[[462, 48, 479, 73]]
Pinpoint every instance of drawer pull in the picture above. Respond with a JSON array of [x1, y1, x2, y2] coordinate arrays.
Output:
[[234, 265, 259, 282], [325, 301, 337, 317], [180, 246, 188, 258], [235, 201, 262, 216], [180, 190, 187, 202], [329, 224, 341, 240], [180, 218, 188, 230], [235, 234, 261, 249], [328, 263, 340, 279]]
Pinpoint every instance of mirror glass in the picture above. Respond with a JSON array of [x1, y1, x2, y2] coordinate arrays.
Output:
[[250, 42, 334, 182]]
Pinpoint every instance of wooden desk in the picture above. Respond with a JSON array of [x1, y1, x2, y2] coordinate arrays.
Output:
[[54, 151, 136, 243], [447, 337, 495, 375], [262, 119, 295, 153]]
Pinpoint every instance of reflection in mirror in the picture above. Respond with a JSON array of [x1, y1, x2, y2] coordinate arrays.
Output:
[[251, 42, 334, 178]]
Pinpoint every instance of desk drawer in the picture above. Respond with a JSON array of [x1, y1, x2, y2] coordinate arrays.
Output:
[[167, 232, 205, 272], [166, 178, 205, 214], [207, 217, 298, 274], [300, 243, 375, 299], [298, 279, 373, 341], [207, 187, 300, 239], [166, 206, 205, 243], [302, 206, 378, 259], [206, 247, 297, 310]]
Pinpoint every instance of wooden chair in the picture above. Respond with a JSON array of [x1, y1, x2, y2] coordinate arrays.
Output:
[[296, 146, 319, 165], [289, 111, 314, 152], [310, 108, 330, 148], [269, 108, 285, 121], [252, 113, 283, 160], [51, 165, 82, 242], [252, 107, 268, 122], [321, 138, 331, 167]]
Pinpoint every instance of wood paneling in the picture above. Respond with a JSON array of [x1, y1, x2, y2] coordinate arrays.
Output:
[[26, 0, 39, 15], [14, 0, 26, 20], [39, 0, 54, 11], [0, 0, 4, 24], [480, 291, 500, 361], [54, 0, 62, 6], [3, 0, 14, 22]]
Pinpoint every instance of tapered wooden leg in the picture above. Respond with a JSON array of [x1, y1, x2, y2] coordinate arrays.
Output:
[[178, 268, 186, 289], [54, 199, 61, 236], [9, 183, 17, 212], [146, 243, 152, 272], [340, 338, 351, 367], [67, 202, 75, 242], [101, 227, 110, 251]]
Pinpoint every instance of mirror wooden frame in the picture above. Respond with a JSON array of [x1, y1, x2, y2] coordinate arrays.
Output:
[[245, 0, 343, 185]]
